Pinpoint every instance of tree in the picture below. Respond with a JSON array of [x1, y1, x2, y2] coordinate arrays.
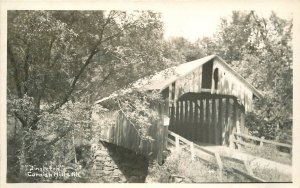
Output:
[[197, 11, 293, 140], [168, 37, 204, 62], [7, 10, 172, 182], [8, 10, 168, 129]]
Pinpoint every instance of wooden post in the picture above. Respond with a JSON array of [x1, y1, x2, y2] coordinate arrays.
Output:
[[229, 134, 235, 149], [243, 160, 254, 176], [260, 136, 265, 147], [215, 152, 223, 171], [190, 142, 195, 160], [175, 134, 180, 151], [237, 133, 242, 150], [215, 152, 223, 180]]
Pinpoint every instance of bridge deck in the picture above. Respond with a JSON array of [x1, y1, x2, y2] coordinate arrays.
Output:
[[193, 142, 291, 176]]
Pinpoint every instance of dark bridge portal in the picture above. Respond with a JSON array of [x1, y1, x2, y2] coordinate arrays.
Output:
[[169, 92, 245, 146]]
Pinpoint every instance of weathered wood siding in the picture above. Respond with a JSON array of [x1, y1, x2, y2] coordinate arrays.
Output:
[[170, 66, 203, 103], [166, 59, 254, 112], [91, 104, 168, 163], [212, 59, 254, 112], [169, 93, 246, 146]]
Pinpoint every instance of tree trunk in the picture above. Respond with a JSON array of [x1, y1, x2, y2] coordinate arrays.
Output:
[[19, 131, 27, 182]]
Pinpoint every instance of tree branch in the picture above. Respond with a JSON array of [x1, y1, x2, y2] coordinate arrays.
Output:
[[47, 11, 117, 114], [45, 127, 73, 146], [7, 43, 23, 98], [29, 11, 135, 128]]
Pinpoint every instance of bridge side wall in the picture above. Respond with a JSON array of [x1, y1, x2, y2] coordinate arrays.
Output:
[[91, 103, 167, 164]]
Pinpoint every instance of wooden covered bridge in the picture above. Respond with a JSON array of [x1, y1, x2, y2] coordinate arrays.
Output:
[[92, 55, 262, 163]]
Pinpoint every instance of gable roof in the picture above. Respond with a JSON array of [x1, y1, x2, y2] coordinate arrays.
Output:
[[95, 54, 262, 104]]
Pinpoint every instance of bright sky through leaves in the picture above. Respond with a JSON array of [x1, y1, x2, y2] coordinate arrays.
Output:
[[161, 9, 292, 42]]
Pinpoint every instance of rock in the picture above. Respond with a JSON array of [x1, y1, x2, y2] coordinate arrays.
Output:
[[104, 161, 112, 166], [103, 166, 114, 171], [183, 177, 193, 183], [94, 150, 107, 156], [119, 176, 127, 183], [169, 175, 184, 183], [113, 169, 122, 175], [103, 170, 112, 175], [174, 177, 183, 183]]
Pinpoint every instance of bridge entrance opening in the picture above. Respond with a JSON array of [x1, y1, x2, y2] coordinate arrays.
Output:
[[168, 92, 245, 146]]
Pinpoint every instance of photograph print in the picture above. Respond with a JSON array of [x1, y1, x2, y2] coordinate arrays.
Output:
[[6, 9, 293, 183]]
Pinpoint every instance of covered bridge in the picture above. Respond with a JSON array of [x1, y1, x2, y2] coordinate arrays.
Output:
[[92, 54, 262, 161]]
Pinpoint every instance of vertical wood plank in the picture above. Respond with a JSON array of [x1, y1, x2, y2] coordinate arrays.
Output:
[[180, 100, 184, 137], [219, 97, 223, 145], [235, 99, 242, 150], [206, 98, 210, 143], [209, 99, 214, 144], [175, 101, 180, 134], [156, 104, 164, 165], [184, 100, 189, 139], [182, 101, 185, 138], [232, 98, 237, 136], [241, 111, 245, 134], [215, 97, 219, 144], [117, 113, 121, 145], [169, 104, 174, 131], [226, 98, 232, 146], [212, 97, 217, 144], [189, 100, 194, 141], [200, 98, 204, 143], [194, 99, 198, 142], [116, 113, 121, 146], [225, 97, 230, 145], [190, 100, 194, 141]]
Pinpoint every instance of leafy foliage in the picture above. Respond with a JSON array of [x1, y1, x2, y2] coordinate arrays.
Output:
[[195, 11, 293, 140], [93, 89, 163, 140], [168, 37, 204, 62], [7, 10, 293, 182], [7, 10, 175, 182]]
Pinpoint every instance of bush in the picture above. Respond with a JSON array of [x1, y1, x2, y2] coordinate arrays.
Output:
[[7, 98, 93, 182]]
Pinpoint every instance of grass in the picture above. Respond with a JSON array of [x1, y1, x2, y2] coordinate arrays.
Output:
[[252, 165, 292, 182], [219, 145, 292, 182], [146, 145, 292, 183], [147, 147, 242, 183], [240, 144, 292, 165]]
